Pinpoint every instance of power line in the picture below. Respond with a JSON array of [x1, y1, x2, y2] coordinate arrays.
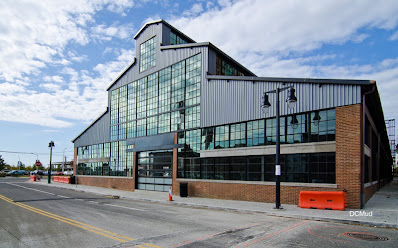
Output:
[[0, 150, 74, 156]]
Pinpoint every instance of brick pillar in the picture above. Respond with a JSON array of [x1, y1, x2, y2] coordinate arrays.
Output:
[[335, 104, 362, 209], [172, 132, 178, 195], [73, 147, 78, 176], [132, 150, 137, 190]]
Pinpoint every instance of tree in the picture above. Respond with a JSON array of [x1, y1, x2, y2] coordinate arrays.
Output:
[[0, 155, 7, 171]]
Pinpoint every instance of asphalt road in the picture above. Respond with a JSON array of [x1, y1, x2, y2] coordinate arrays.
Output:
[[0, 177, 397, 248]]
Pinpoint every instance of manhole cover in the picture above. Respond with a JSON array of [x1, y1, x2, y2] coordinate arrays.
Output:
[[343, 232, 390, 241]]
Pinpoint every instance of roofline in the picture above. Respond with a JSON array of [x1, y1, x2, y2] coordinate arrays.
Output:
[[106, 58, 136, 91], [161, 42, 256, 77], [72, 108, 109, 143], [134, 19, 163, 39], [134, 19, 196, 43], [206, 75, 375, 85]]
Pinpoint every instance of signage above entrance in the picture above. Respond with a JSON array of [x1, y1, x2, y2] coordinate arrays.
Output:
[[126, 132, 183, 152]]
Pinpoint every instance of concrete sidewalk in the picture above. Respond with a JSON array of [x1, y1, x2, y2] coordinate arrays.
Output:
[[30, 177, 398, 229]]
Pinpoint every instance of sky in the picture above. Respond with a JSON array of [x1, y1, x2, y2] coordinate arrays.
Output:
[[1, 0, 398, 168]]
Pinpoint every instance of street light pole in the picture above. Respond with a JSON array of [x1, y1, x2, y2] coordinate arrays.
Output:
[[275, 87, 281, 209], [62, 148, 67, 173], [48, 141, 55, 184], [262, 86, 297, 209]]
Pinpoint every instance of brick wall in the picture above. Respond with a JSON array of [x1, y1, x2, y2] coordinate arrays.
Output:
[[77, 176, 135, 192], [335, 104, 362, 209], [174, 180, 342, 205]]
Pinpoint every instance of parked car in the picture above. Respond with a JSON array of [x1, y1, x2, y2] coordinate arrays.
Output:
[[32, 170, 44, 175], [8, 170, 26, 175], [1, 169, 11, 174], [63, 171, 74, 176], [54, 171, 64, 175]]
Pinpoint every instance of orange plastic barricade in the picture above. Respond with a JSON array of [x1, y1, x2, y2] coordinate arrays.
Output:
[[30, 175, 37, 182], [53, 176, 59, 182], [298, 191, 347, 210]]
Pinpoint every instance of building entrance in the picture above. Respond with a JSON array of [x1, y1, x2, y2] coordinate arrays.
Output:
[[137, 150, 173, 192]]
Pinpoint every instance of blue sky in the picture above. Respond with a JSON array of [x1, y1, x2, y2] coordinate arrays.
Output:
[[1, 0, 398, 168]]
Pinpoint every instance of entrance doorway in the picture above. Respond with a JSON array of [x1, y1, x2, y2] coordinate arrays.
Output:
[[137, 150, 173, 192]]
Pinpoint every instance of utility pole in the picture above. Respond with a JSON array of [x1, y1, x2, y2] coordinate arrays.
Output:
[[48, 141, 55, 184]]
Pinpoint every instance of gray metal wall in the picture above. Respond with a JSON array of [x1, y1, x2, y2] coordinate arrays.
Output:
[[73, 111, 110, 147], [200, 79, 361, 127]]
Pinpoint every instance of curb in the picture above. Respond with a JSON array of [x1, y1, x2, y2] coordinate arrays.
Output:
[[28, 180, 398, 229]]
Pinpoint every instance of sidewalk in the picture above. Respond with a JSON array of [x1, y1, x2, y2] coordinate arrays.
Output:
[[31, 177, 398, 229]]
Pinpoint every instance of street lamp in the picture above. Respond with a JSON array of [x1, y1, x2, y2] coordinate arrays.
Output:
[[48, 141, 55, 184], [261, 86, 297, 209], [312, 111, 321, 126]]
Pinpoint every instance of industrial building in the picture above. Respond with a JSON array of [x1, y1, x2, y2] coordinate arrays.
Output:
[[72, 20, 393, 209]]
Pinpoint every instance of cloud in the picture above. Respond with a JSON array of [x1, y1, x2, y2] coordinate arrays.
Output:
[[182, 3, 204, 17], [0, 0, 136, 128], [0, 0, 135, 82], [91, 23, 135, 41], [171, 0, 398, 58], [390, 30, 398, 40]]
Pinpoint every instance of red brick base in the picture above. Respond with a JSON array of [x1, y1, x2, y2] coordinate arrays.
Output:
[[175, 180, 342, 206], [76, 176, 135, 192]]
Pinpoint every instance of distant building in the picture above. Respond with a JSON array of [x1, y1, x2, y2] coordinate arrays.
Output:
[[51, 160, 74, 173], [72, 20, 393, 209]]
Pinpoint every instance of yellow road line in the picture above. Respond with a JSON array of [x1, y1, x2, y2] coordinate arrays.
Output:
[[0, 194, 133, 243]]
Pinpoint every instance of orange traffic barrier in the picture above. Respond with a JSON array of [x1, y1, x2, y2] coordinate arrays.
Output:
[[168, 186, 173, 201], [30, 175, 37, 182], [298, 191, 347, 210], [53, 176, 71, 184]]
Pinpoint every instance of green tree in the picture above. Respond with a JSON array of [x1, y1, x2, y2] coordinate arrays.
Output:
[[0, 155, 7, 171]]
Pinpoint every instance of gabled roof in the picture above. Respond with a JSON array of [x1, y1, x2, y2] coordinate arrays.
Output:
[[134, 19, 196, 43], [72, 108, 109, 143]]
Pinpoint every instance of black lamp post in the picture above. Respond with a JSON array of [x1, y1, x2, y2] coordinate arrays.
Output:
[[48, 141, 55, 184], [261, 86, 297, 209]]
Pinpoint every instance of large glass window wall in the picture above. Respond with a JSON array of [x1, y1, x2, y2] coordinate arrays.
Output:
[[111, 53, 201, 140], [140, 36, 156, 72], [199, 109, 335, 151], [77, 142, 112, 176], [179, 152, 336, 184]]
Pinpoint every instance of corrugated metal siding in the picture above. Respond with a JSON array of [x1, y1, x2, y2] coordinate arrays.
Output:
[[74, 111, 110, 147], [201, 79, 361, 127]]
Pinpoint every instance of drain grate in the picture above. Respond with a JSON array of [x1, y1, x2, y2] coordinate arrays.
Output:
[[344, 232, 390, 241]]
